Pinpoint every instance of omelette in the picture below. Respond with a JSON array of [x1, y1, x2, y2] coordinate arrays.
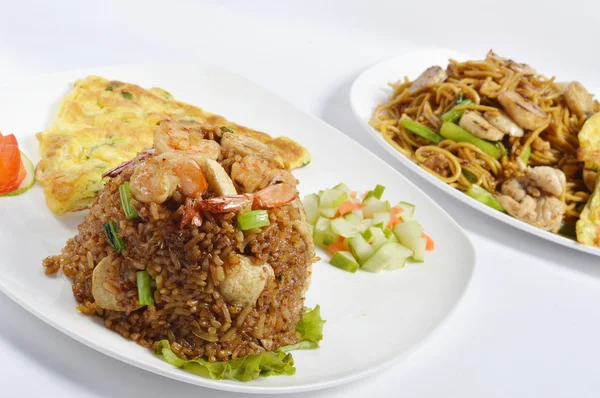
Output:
[[36, 76, 311, 214]]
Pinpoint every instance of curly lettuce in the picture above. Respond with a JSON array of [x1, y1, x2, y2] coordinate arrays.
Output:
[[155, 305, 325, 382]]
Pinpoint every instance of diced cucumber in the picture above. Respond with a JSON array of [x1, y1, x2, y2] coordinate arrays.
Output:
[[383, 227, 394, 239], [351, 209, 364, 220], [373, 184, 385, 199], [314, 217, 339, 248], [363, 198, 391, 218], [348, 234, 375, 265], [361, 242, 413, 272], [302, 193, 319, 225], [372, 212, 391, 228], [320, 188, 347, 209], [360, 218, 374, 229], [397, 201, 415, 221], [344, 213, 362, 226], [393, 220, 424, 256], [319, 207, 337, 218], [362, 226, 385, 243], [331, 218, 359, 238], [333, 183, 352, 195], [329, 251, 359, 273], [412, 237, 427, 262]]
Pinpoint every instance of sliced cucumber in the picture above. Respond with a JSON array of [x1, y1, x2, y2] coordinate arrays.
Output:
[[351, 209, 364, 220], [363, 198, 391, 218], [320, 188, 347, 209], [0, 151, 35, 197], [333, 183, 352, 195], [348, 234, 375, 265], [372, 212, 391, 228], [319, 207, 338, 218], [412, 237, 427, 262], [397, 201, 415, 221], [329, 251, 359, 273], [344, 213, 362, 226], [331, 218, 359, 238], [393, 220, 424, 258], [302, 193, 319, 225], [362, 242, 413, 272], [314, 217, 339, 248], [363, 227, 388, 250], [373, 184, 385, 199]]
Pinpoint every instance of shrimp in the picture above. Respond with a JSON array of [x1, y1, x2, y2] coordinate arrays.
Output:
[[154, 120, 222, 159], [221, 132, 278, 160], [230, 155, 297, 193], [129, 152, 208, 204], [102, 148, 155, 179]]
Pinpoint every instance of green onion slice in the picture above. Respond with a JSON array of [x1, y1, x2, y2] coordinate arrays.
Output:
[[136, 270, 154, 306], [399, 116, 443, 144], [441, 98, 473, 122], [119, 182, 138, 220], [237, 210, 270, 230], [102, 221, 125, 252]]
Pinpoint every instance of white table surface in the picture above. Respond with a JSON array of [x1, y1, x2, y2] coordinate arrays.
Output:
[[2, 1, 600, 396]]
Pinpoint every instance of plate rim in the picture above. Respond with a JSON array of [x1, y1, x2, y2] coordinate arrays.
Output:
[[0, 62, 476, 394], [349, 49, 600, 258]]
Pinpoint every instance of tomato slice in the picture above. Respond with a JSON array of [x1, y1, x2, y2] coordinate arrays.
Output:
[[0, 133, 24, 194]]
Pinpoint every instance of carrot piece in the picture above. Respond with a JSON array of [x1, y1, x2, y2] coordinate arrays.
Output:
[[350, 191, 357, 199], [337, 200, 357, 216], [422, 232, 435, 251], [390, 206, 403, 215], [387, 217, 403, 229], [328, 238, 347, 255]]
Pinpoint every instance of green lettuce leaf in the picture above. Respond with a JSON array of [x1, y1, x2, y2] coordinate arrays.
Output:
[[155, 305, 325, 382]]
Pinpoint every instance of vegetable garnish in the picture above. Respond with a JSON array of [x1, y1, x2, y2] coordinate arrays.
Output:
[[119, 182, 139, 220], [0, 133, 35, 197], [465, 184, 506, 212], [102, 221, 125, 252], [237, 210, 270, 230], [155, 306, 325, 381], [303, 183, 434, 273], [136, 270, 154, 306], [440, 98, 473, 122], [440, 121, 504, 159], [400, 116, 443, 144]]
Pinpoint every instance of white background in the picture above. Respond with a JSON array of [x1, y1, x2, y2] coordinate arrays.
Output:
[[2, 1, 600, 397]]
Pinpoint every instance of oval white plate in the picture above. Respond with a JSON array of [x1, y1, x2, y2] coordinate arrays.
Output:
[[350, 49, 600, 257], [0, 64, 474, 394]]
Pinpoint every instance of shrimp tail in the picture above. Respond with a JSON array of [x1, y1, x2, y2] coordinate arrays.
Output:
[[102, 149, 156, 179], [252, 183, 298, 209]]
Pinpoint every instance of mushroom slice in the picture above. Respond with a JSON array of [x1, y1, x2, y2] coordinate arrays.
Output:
[[459, 111, 504, 141], [92, 257, 125, 311], [219, 256, 274, 306], [200, 158, 237, 196]]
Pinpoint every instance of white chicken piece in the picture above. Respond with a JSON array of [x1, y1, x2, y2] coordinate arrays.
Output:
[[409, 66, 448, 93], [484, 111, 524, 137], [459, 111, 504, 141], [92, 257, 125, 311], [564, 81, 595, 118], [494, 166, 567, 232], [498, 91, 548, 130], [219, 255, 274, 306]]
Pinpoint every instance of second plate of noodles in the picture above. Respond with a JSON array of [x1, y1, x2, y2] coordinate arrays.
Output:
[[351, 49, 600, 255]]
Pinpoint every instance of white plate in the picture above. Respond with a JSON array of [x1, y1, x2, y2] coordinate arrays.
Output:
[[350, 49, 600, 257], [0, 64, 475, 394]]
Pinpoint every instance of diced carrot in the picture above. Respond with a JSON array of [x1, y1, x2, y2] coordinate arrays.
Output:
[[388, 217, 403, 229], [390, 206, 403, 215], [337, 200, 357, 216], [328, 238, 347, 255], [422, 232, 435, 251], [355, 202, 365, 209], [350, 191, 357, 199]]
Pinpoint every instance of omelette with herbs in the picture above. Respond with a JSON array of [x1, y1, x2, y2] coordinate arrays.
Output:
[[35, 76, 310, 214]]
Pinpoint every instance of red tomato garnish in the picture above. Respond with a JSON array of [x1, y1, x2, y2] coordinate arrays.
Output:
[[0, 133, 25, 193]]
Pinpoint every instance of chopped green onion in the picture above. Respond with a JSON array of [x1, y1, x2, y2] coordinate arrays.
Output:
[[440, 121, 505, 159], [462, 170, 478, 183], [440, 99, 473, 122], [102, 221, 125, 252], [465, 185, 505, 212], [136, 270, 154, 306], [520, 146, 531, 166], [237, 210, 270, 230], [220, 126, 234, 133], [121, 91, 133, 100], [373, 184, 385, 199], [119, 182, 138, 220], [399, 117, 443, 144]]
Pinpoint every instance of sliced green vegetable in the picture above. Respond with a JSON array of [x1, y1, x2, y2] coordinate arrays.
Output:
[[237, 210, 270, 230], [319, 207, 338, 218], [520, 146, 531, 166], [400, 116, 443, 144], [362, 198, 391, 218], [465, 184, 505, 212], [0, 151, 35, 197], [393, 220, 424, 259], [121, 91, 134, 100], [440, 99, 473, 122], [320, 188, 347, 208], [329, 251, 359, 273], [344, 213, 362, 226], [313, 217, 338, 248], [440, 121, 504, 159], [333, 183, 352, 195], [302, 193, 320, 225], [362, 242, 413, 272], [411, 238, 427, 262], [372, 212, 391, 227], [462, 170, 478, 183], [330, 218, 359, 238], [373, 184, 385, 199], [119, 182, 138, 220], [102, 221, 125, 252], [397, 201, 415, 221], [136, 270, 154, 306], [348, 234, 375, 264]]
